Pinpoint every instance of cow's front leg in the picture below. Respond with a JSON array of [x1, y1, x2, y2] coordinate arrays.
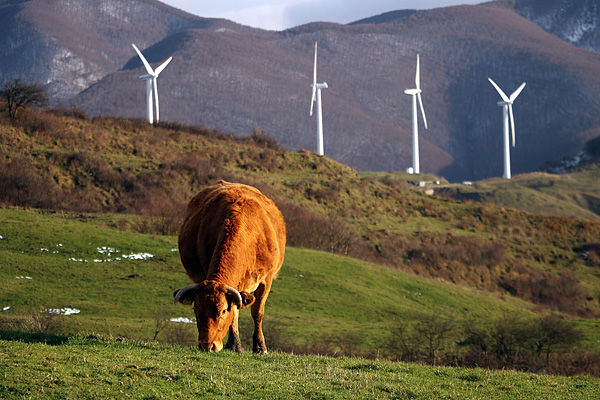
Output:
[[224, 307, 243, 352], [251, 282, 271, 354]]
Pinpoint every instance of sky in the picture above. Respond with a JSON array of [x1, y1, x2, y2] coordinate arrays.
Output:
[[161, 0, 486, 31]]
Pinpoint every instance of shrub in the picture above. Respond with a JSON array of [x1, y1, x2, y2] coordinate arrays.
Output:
[[457, 314, 586, 374], [0, 157, 63, 209], [248, 127, 280, 150]]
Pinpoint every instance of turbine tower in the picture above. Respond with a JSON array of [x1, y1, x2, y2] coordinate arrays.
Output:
[[404, 54, 428, 174], [132, 43, 172, 124], [488, 78, 526, 179], [309, 42, 328, 156]]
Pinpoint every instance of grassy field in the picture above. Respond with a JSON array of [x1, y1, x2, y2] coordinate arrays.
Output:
[[2, 110, 600, 318], [1, 335, 598, 400], [0, 207, 547, 354], [438, 166, 600, 221]]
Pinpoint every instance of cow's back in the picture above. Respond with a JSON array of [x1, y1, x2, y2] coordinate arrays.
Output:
[[178, 181, 286, 286]]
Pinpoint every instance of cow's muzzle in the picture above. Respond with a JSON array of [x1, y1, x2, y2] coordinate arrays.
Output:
[[199, 341, 222, 352]]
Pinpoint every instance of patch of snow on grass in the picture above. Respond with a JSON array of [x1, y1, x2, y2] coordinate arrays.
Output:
[[44, 307, 80, 316], [122, 253, 154, 260], [170, 317, 195, 324]]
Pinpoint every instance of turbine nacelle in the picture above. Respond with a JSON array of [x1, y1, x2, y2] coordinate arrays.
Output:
[[139, 74, 153, 80], [312, 82, 328, 89], [404, 88, 422, 96]]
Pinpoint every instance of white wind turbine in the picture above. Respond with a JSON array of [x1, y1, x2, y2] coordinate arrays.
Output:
[[309, 42, 328, 156], [404, 54, 428, 174], [488, 78, 526, 179], [132, 43, 172, 124]]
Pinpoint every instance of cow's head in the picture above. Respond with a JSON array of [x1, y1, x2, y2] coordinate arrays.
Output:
[[173, 280, 255, 352]]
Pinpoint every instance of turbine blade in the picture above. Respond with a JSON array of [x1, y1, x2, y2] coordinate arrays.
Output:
[[310, 87, 316, 116], [510, 82, 526, 102], [132, 43, 154, 75], [417, 93, 428, 129], [509, 104, 516, 147], [313, 42, 318, 86], [153, 78, 159, 123], [488, 78, 509, 102], [155, 57, 172, 76], [415, 54, 420, 89]]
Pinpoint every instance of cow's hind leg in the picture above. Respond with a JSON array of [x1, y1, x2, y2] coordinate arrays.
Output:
[[251, 281, 271, 354], [224, 307, 243, 352]]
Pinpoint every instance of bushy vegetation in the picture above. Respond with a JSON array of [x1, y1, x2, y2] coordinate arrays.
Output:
[[1, 107, 600, 319], [1, 108, 600, 379]]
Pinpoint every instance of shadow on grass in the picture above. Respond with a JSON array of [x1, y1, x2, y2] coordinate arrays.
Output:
[[0, 329, 70, 345]]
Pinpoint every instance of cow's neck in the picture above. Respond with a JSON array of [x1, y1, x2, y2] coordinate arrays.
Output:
[[207, 240, 255, 289]]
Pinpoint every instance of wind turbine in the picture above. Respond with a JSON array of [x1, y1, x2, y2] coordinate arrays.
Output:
[[132, 43, 172, 124], [488, 78, 526, 179], [309, 42, 328, 156], [404, 54, 428, 174]]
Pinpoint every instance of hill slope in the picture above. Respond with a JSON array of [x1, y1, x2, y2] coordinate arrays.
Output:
[[0, 208, 537, 354], [438, 165, 600, 221], [1, 207, 599, 376], [1, 109, 599, 319], [2, 0, 600, 180]]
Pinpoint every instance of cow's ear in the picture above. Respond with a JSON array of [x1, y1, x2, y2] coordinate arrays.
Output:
[[173, 285, 197, 305], [239, 292, 255, 309]]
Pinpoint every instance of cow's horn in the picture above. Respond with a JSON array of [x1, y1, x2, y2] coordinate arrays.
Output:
[[174, 284, 197, 305], [225, 286, 243, 309]]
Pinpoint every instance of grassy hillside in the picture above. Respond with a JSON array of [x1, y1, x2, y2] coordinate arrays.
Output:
[[0, 208, 534, 349], [1, 108, 600, 319], [2, 336, 599, 399], [1, 208, 599, 376], [437, 166, 600, 221]]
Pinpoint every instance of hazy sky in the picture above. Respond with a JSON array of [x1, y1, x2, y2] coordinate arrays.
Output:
[[162, 0, 486, 31]]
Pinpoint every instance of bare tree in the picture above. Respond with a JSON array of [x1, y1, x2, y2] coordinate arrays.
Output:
[[412, 313, 454, 364], [529, 314, 583, 365], [1, 79, 48, 120]]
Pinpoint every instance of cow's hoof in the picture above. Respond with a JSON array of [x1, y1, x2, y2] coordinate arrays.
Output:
[[225, 336, 243, 352], [253, 341, 268, 354]]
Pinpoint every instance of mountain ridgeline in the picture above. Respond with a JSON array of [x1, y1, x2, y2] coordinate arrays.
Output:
[[1, 0, 600, 181]]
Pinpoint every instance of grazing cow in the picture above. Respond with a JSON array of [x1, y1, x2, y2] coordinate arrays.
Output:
[[173, 181, 286, 353]]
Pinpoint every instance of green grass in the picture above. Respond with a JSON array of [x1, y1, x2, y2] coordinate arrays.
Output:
[[0, 207, 547, 354], [2, 110, 600, 317], [1, 336, 598, 400], [439, 167, 600, 221]]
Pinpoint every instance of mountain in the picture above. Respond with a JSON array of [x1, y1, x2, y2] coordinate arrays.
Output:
[[0, 0, 254, 99], [2, 0, 600, 181], [497, 0, 600, 53]]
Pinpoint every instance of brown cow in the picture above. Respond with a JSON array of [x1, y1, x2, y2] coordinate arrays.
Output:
[[173, 181, 286, 353]]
